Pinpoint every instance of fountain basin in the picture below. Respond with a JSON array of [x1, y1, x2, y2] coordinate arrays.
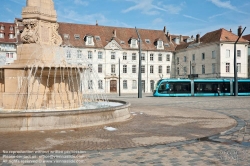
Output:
[[0, 100, 131, 131]]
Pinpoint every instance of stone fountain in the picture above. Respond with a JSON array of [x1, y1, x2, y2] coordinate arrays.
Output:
[[0, 0, 130, 131]]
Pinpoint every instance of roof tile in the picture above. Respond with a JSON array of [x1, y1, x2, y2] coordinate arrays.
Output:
[[58, 22, 175, 51], [243, 34, 250, 41]]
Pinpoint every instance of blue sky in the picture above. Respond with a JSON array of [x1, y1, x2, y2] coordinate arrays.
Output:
[[1, 0, 250, 37]]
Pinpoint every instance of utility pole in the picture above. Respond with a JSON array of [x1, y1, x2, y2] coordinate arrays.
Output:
[[119, 58, 121, 96], [135, 27, 142, 98], [234, 27, 246, 96]]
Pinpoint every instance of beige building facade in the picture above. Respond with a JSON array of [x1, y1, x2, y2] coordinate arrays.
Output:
[[174, 28, 249, 79], [58, 23, 175, 93]]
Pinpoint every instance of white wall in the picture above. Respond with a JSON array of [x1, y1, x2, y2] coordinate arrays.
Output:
[[220, 43, 248, 78], [175, 42, 248, 79]]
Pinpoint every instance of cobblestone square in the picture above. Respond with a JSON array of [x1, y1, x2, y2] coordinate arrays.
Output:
[[1, 94, 250, 165]]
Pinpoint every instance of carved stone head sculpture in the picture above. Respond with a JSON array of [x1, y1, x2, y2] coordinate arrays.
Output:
[[21, 19, 39, 44], [21, 0, 62, 46]]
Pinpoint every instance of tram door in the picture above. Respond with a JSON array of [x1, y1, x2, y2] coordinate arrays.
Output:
[[142, 80, 145, 93], [150, 80, 155, 92], [110, 80, 117, 93]]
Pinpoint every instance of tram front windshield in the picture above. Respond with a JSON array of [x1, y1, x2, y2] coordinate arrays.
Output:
[[158, 82, 170, 93]]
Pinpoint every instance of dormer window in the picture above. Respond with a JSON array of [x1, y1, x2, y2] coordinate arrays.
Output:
[[173, 37, 180, 44], [95, 36, 101, 41], [131, 39, 137, 47], [63, 34, 69, 40], [164, 43, 170, 47], [130, 38, 138, 48], [158, 41, 163, 48], [87, 36, 92, 44], [145, 39, 150, 44], [85, 36, 94, 46], [74, 34, 80, 40], [155, 39, 164, 49]]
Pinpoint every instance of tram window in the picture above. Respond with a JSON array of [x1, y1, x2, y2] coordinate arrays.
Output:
[[195, 82, 217, 93], [238, 83, 250, 92], [169, 82, 191, 93], [221, 83, 230, 92], [211, 84, 218, 92], [194, 83, 199, 92], [201, 83, 213, 93], [195, 82, 230, 93]]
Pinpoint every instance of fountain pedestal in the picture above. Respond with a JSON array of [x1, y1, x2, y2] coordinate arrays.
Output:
[[1, 44, 82, 110]]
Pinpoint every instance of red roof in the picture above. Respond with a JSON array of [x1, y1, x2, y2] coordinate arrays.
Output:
[[243, 34, 250, 41], [58, 22, 175, 51], [0, 22, 17, 44], [176, 28, 248, 51]]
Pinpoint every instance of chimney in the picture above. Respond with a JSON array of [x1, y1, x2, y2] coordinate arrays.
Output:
[[196, 34, 200, 43], [168, 34, 172, 42], [230, 29, 232, 33], [179, 35, 183, 42], [163, 26, 167, 34], [96, 20, 98, 26], [238, 26, 242, 36], [113, 29, 116, 38]]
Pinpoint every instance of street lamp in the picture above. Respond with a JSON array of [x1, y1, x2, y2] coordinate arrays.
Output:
[[234, 27, 246, 96], [135, 27, 142, 98], [119, 58, 121, 96]]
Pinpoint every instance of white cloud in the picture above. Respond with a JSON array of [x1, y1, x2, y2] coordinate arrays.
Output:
[[161, 5, 182, 14], [59, 9, 106, 23], [57, 9, 129, 27], [183, 15, 207, 23], [208, 0, 236, 10], [152, 18, 163, 25], [122, 0, 159, 15], [9, 0, 25, 5], [122, 0, 183, 15], [208, 12, 229, 19], [208, 0, 249, 14], [5, 7, 13, 13], [74, 0, 88, 6]]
